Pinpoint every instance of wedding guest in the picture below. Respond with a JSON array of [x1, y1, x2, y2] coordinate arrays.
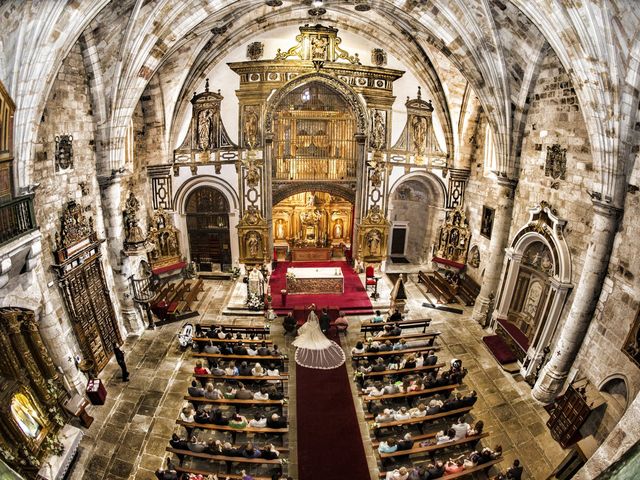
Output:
[[249, 412, 267, 428], [188, 380, 205, 397], [238, 361, 252, 376], [252, 362, 266, 376], [228, 413, 248, 429], [371, 310, 384, 323], [334, 311, 349, 332], [378, 438, 398, 454], [266, 413, 287, 428]]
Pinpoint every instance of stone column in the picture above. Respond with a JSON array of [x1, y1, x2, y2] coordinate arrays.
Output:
[[532, 200, 621, 403], [472, 176, 518, 326], [38, 294, 85, 395], [353, 133, 367, 260], [98, 173, 143, 335]]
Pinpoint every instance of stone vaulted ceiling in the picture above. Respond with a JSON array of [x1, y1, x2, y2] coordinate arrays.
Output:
[[0, 0, 638, 211]]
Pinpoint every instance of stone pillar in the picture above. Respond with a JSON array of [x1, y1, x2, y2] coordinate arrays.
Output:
[[532, 200, 621, 403], [472, 176, 518, 326], [353, 133, 367, 259], [98, 174, 142, 335], [38, 295, 85, 395]]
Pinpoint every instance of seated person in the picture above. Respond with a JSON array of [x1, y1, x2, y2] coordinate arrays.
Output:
[[187, 434, 207, 453], [371, 357, 386, 372], [424, 350, 438, 366], [253, 387, 269, 400], [272, 344, 282, 356], [426, 398, 443, 415], [222, 441, 243, 457], [233, 342, 248, 355], [193, 360, 210, 376], [194, 406, 210, 424], [435, 428, 456, 444], [266, 413, 287, 428], [283, 312, 297, 335], [260, 443, 280, 460], [383, 382, 400, 395], [223, 385, 237, 399], [209, 361, 226, 376], [267, 386, 284, 400], [396, 433, 414, 451], [378, 438, 398, 453], [444, 457, 465, 475], [228, 412, 248, 429], [241, 442, 261, 458], [257, 341, 272, 356], [238, 361, 253, 376], [460, 390, 478, 407], [352, 341, 366, 355], [203, 341, 220, 354], [468, 420, 484, 436], [392, 339, 408, 351], [334, 311, 349, 332], [393, 407, 411, 421], [225, 361, 239, 376], [476, 445, 502, 464], [401, 355, 416, 369], [406, 378, 423, 392], [389, 323, 402, 336], [379, 340, 393, 352], [363, 381, 385, 397], [252, 362, 266, 376], [374, 408, 395, 423], [389, 308, 403, 322], [188, 380, 205, 397], [168, 433, 189, 465], [235, 383, 254, 400], [371, 310, 384, 323], [249, 412, 267, 428], [155, 458, 178, 480], [210, 408, 229, 426], [384, 466, 408, 480], [266, 363, 280, 379], [451, 416, 471, 440], [386, 356, 401, 370], [246, 344, 259, 356], [425, 460, 445, 479], [180, 405, 195, 423], [366, 340, 381, 353], [409, 403, 427, 417], [204, 439, 223, 455]]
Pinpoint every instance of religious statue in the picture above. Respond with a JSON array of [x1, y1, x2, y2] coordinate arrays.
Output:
[[123, 192, 146, 247], [244, 109, 259, 148], [333, 219, 343, 239], [367, 230, 381, 256], [276, 219, 286, 240], [11, 394, 44, 439], [198, 109, 213, 150], [311, 36, 328, 60], [412, 116, 427, 154], [371, 110, 385, 150], [246, 232, 261, 258], [248, 267, 264, 296]]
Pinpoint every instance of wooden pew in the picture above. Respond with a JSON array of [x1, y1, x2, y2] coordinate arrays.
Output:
[[360, 319, 432, 337], [193, 352, 288, 364], [166, 447, 283, 473], [360, 331, 441, 344], [417, 271, 456, 304], [379, 457, 503, 479], [174, 278, 204, 317], [184, 395, 285, 413], [199, 324, 271, 338], [362, 383, 459, 410], [352, 346, 440, 362], [174, 466, 272, 480], [194, 373, 287, 391], [457, 275, 481, 306], [176, 420, 287, 444], [369, 406, 474, 437], [378, 432, 489, 466], [193, 337, 274, 345], [363, 363, 444, 379]]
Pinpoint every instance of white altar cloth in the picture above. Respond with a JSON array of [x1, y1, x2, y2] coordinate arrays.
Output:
[[286, 267, 344, 294]]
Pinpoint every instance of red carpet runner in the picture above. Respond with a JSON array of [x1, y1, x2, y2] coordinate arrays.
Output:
[[269, 261, 373, 314], [296, 338, 370, 480]]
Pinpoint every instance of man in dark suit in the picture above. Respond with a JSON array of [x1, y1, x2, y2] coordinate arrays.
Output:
[[267, 413, 287, 428], [319, 308, 331, 335], [188, 380, 205, 397], [233, 342, 248, 355], [506, 459, 523, 480], [113, 345, 129, 382]]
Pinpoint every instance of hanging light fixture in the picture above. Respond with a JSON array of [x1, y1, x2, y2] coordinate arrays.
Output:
[[308, 0, 326, 16]]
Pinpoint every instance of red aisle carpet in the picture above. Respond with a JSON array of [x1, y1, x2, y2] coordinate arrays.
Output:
[[296, 337, 370, 480], [269, 261, 373, 314]]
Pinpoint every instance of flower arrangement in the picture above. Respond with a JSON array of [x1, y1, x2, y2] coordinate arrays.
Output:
[[0, 446, 16, 462], [246, 292, 264, 311], [19, 447, 40, 467], [48, 406, 66, 427], [285, 271, 296, 282], [43, 436, 65, 456]]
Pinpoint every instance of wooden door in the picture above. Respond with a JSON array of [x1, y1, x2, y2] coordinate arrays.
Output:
[[391, 227, 406, 255], [186, 187, 230, 271]]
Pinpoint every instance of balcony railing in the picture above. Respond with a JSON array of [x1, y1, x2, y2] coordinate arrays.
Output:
[[0, 195, 37, 246]]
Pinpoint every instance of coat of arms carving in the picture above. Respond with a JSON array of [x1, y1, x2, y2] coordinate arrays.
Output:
[[55, 135, 73, 171], [545, 144, 567, 180]]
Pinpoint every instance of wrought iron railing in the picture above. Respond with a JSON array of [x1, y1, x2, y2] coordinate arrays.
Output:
[[0, 195, 37, 246]]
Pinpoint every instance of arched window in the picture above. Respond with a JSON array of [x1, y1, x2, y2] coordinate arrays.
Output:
[[483, 124, 497, 176]]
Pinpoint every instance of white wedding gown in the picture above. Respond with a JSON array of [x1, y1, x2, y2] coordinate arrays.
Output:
[[292, 311, 345, 369]]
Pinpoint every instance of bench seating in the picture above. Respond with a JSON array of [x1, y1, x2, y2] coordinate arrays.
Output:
[[174, 465, 272, 480], [193, 352, 288, 363], [193, 336, 273, 344], [167, 448, 282, 473], [457, 275, 481, 306], [360, 331, 441, 344], [172, 278, 204, 318], [352, 346, 440, 361], [360, 319, 431, 337], [417, 271, 456, 304], [368, 406, 473, 436], [378, 432, 488, 464], [362, 383, 459, 409], [363, 363, 444, 379], [199, 324, 271, 338], [177, 420, 287, 444], [379, 457, 503, 479], [184, 395, 285, 412]]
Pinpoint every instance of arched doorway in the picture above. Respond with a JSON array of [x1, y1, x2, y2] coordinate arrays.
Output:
[[388, 174, 445, 263], [185, 186, 231, 271], [491, 202, 573, 379]]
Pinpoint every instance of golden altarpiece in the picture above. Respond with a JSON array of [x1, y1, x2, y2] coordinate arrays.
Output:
[[0, 308, 71, 477], [164, 24, 450, 267]]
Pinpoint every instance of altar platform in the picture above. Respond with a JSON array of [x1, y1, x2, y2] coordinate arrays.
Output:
[[287, 266, 344, 294]]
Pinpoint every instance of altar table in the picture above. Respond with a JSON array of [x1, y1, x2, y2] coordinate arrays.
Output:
[[286, 267, 344, 294], [291, 247, 332, 262]]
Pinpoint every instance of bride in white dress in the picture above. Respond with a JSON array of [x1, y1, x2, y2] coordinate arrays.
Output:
[[292, 304, 345, 369]]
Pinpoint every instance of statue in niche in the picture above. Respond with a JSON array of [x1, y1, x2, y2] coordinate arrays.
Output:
[[371, 110, 385, 150], [198, 109, 213, 150], [367, 230, 381, 256], [311, 36, 328, 60], [246, 232, 261, 258], [244, 109, 259, 148], [412, 116, 427, 154], [275, 220, 286, 240], [123, 192, 146, 246], [333, 219, 343, 239], [11, 394, 44, 439], [469, 245, 480, 268]]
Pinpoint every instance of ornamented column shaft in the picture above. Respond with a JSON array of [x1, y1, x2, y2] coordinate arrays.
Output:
[[5, 312, 53, 405], [532, 200, 621, 403], [98, 174, 141, 335], [22, 311, 59, 381], [472, 176, 518, 326]]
